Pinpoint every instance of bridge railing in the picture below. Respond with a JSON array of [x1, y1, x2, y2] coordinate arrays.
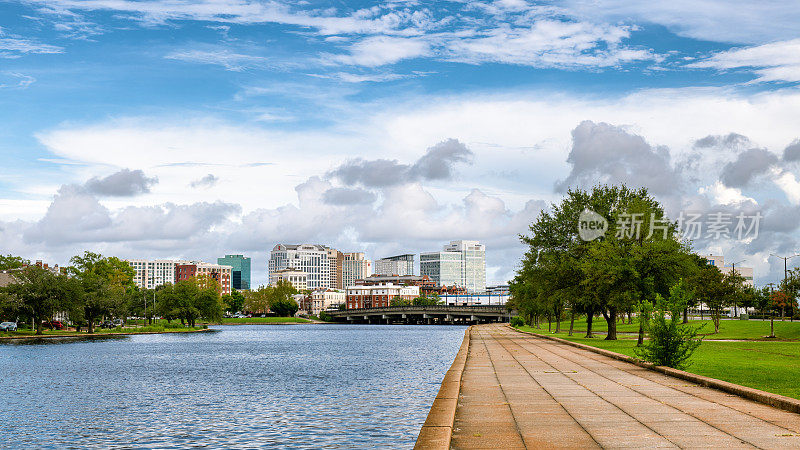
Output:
[[328, 305, 510, 315]]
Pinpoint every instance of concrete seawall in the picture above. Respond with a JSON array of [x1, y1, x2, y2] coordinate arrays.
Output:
[[414, 326, 471, 449]]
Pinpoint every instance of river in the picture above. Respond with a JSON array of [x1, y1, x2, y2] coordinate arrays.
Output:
[[1, 324, 466, 449]]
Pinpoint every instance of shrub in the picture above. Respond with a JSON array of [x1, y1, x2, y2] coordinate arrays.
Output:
[[635, 281, 703, 369], [510, 316, 524, 328], [319, 311, 332, 322]]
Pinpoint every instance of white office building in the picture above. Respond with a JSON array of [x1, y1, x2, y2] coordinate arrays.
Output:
[[269, 244, 330, 290], [374, 254, 415, 276], [420, 240, 486, 293], [309, 289, 346, 315]]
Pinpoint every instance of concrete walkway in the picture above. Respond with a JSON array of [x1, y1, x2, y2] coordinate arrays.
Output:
[[450, 324, 800, 449]]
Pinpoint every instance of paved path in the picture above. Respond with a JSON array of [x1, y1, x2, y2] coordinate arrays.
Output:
[[451, 324, 800, 449]]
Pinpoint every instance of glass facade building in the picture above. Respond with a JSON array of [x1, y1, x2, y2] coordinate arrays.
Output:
[[217, 254, 251, 290]]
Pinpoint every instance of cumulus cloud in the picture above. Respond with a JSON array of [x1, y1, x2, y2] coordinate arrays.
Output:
[[23, 185, 239, 247], [329, 138, 473, 187], [190, 174, 219, 188], [719, 148, 778, 188], [556, 121, 680, 195], [782, 141, 800, 162], [693, 133, 751, 149], [322, 187, 377, 205], [84, 169, 158, 196]]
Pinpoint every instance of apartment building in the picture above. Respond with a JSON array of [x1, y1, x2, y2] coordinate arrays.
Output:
[[374, 254, 415, 276], [420, 240, 486, 293], [306, 289, 346, 315], [175, 262, 233, 295], [269, 244, 330, 290], [342, 252, 371, 289], [346, 283, 419, 309], [126, 259, 189, 290]]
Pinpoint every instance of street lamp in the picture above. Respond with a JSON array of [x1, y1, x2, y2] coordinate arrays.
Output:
[[769, 253, 799, 292]]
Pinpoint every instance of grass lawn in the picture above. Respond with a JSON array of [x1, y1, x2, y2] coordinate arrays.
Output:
[[219, 317, 310, 324], [536, 316, 800, 340], [2, 325, 204, 338], [516, 325, 800, 400]]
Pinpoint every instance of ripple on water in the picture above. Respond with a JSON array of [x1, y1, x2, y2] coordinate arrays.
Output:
[[1, 324, 465, 449]]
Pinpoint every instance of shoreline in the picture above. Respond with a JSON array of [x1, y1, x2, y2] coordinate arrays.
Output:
[[0, 327, 214, 340]]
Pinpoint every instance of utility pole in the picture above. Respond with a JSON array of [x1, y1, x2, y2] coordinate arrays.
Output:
[[766, 282, 777, 337], [770, 254, 798, 323], [729, 260, 745, 318]]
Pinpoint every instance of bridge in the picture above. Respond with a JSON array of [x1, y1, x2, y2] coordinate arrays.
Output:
[[326, 305, 511, 325]]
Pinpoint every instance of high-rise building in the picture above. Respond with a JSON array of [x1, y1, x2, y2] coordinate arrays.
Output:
[[326, 247, 344, 289], [217, 254, 251, 290], [268, 244, 330, 290], [374, 254, 415, 276], [342, 252, 371, 288], [420, 240, 486, 292], [126, 259, 189, 290]]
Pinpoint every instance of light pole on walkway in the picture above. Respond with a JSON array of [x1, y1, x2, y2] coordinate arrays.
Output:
[[729, 259, 745, 318]]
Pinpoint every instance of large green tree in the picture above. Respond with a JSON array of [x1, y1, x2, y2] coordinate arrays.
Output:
[[68, 251, 136, 333], [1, 266, 77, 334], [0, 255, 28, 271], [513, 185, 696, 340]]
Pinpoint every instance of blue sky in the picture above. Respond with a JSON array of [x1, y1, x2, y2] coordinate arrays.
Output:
[[2, 0, 800, 287]]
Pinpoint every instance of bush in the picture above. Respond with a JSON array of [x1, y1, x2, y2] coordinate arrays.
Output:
[[635, 281, 703, 369], [510, 316, 524, 328], [319, 311, 333, 322]]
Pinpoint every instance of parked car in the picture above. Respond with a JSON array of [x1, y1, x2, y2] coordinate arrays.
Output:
[[0, 322, 17, 332], [112, 319, 124, 327], [43, 320, 64, 330], [100, 320, 115, 329]]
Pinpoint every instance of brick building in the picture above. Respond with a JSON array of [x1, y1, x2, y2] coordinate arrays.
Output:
[[346, 283, 420, 309]]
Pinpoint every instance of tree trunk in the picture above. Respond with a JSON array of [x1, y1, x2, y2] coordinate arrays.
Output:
[[568, 309, 575, 336], [555, 308, 561, 333], [36, 317, 43, 335], [88, 319, 94, 334], [637, 320, 644, 347], [586, 310, 594, 338], [683, 307, 689, 324], [547, 313, 551, 332], [770, 312, 775, 337], [603, 308, 618, 340], [713, 309, 720, 334]]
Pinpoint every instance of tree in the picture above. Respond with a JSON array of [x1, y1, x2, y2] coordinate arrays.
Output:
[[516, 185, 695, 340], [1, 266, 76, 334], [690, 263, 726, 334], [68, 252, 135, 333], [243, 286, 271, 314], [223, 290, 245, 313], [0, 255, 28, 271], [635, 280, 703, 369], [269, 280, 299, 317]]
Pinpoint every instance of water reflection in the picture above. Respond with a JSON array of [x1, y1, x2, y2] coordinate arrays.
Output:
[[1, 324, 465, 449]]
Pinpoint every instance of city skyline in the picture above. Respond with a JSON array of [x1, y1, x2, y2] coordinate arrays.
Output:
[[2, 1, 800, 287]]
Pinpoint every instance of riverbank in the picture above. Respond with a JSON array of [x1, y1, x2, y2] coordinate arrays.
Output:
[[217, 317, 312, 325], [0, 327, 211, 340], [515, 324, 800, 400]]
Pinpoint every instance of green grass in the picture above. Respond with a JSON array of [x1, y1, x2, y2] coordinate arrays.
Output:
[[219, 317, 310, 324], [516, 325, 800, 400], [534, 316, 800, 340], [2, 325, 204, 337]]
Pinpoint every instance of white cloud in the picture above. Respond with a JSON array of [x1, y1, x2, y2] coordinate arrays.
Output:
[[690, 39, 800, 83], [0, 72, 35, 88], [165, 49, 271, 71], [323, 36, 431, 66], [0, 34, 63, 57]]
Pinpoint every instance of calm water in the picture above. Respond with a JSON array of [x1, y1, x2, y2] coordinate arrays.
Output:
[[0, 324, 466, 449]]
